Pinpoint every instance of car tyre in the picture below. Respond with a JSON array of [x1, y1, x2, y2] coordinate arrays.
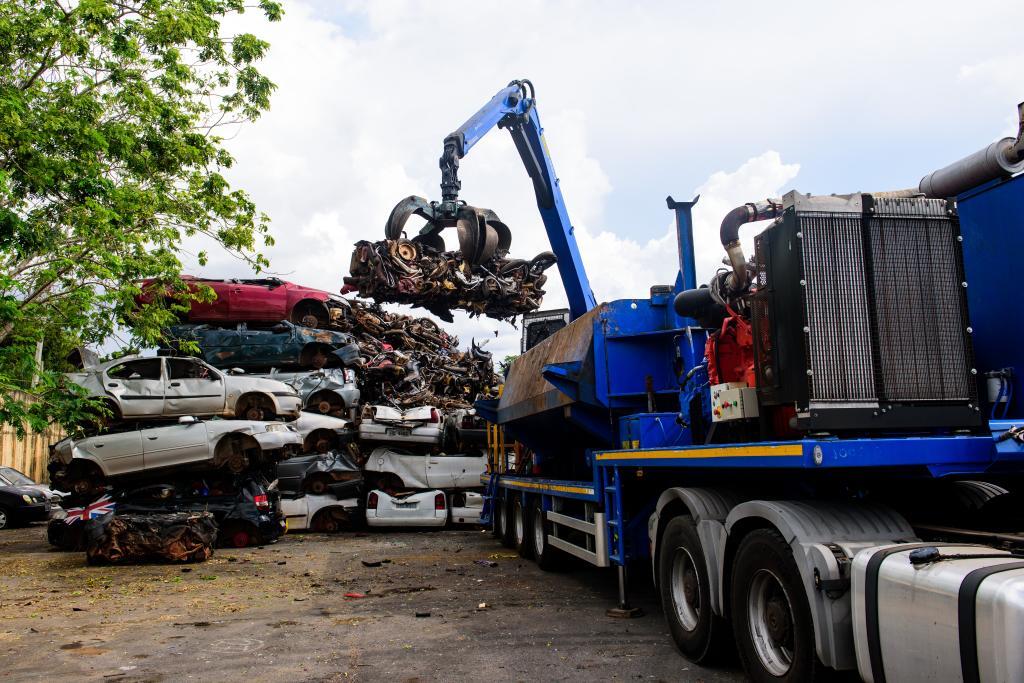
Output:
[[659, 515, 730, 663], [306, 475, 331, 495], [0, 506, 9, 530], [513, 496, 533, 559], [730, 528, 820, 683]]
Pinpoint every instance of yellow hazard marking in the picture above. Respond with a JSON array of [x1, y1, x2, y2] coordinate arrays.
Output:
[[595, 443, 804, 461], [501, 479, 595, 495]]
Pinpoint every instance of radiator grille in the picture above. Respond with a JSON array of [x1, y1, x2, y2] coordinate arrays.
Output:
[[868, 198, 973, 401], [798, 211, 878, 405]]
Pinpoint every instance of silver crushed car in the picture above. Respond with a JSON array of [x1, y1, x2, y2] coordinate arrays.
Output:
[[363, 446, 486, 490], [291, 412, 356, 454], [252, 367, 360, 419], [67, 355, 302, 422], [357, 405, 446, 446], [49, 417, 302, 496]]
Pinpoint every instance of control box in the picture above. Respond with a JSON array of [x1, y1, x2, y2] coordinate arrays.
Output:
[[711, 382, 759, 422]]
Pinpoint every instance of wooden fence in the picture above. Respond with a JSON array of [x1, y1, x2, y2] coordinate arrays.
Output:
[[0, 391, 64, 484]]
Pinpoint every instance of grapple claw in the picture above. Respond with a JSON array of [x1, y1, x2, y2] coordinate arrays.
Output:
[[385, 195, 434, 240]]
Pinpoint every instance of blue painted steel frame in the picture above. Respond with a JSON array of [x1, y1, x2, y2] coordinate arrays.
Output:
[[447, 83, 597, 320]]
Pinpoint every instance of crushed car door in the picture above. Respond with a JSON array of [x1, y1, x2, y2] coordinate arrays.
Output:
[[426, 452, 487, 489], [228, 279, 287, 322], [141, 421, 209, 471], [83, 427, 144, 476], [164, 358, 227, 416], [104, 358, 164, 417], [370, 447, 430, 489]]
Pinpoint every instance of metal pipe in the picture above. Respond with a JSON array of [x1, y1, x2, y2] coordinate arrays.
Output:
[[919, 102, 1024, 198], [719, 199, 782, 291]]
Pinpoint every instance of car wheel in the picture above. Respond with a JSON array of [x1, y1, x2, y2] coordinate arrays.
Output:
[[311, 509, 343, 533], [307, 475, 331, 495], [238, 394, 275, 422], [306, 429, 336, 454], [659, 516, 730, 663], [292, 302, 326, 329], [0, 507, 9, 530], [513, 496, 534, 559], [67, 463, 103, 498], [731, 528, 820, 683]]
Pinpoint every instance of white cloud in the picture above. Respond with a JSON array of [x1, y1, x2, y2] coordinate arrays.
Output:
[[168, 0, 1022, 364]]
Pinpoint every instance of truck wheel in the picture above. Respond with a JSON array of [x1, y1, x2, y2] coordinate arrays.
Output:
[[500, 495, 516, 548], [513, 496, 533, 559], [530, 498, 562, 570], [659, 516, 728, 663], [730, 529, 820, 683]]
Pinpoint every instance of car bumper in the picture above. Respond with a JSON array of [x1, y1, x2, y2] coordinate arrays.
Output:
[[274, 394, 303, 417], [13, 503, 49, 524], [358, 427, 443, 445]]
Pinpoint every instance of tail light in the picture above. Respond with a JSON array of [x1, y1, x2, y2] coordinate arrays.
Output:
[[434, 493, 446, 510], [367, 492, 378, 509], [253, 493, 269, 511], [429, 408, 440, 424]]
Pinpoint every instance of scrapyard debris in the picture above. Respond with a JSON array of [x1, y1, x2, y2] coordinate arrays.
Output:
[[344, 238, 556, 323], [331, 298, 501, 411], [83, 511, 217, 564]]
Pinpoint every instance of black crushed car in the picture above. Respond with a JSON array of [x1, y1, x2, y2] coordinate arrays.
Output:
[[0, 485, 49, 530], [275, 451, 364, 497]]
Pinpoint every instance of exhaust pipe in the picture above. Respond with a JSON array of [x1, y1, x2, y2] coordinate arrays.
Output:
[[919, 101, 1024, 198], [719, 199, 782, 291]]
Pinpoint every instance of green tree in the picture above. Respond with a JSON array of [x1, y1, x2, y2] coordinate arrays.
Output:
[[0, 0, 283, 434]]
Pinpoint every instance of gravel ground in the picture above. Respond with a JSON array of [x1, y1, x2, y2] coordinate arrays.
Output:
[[0, 523, 745, 682]]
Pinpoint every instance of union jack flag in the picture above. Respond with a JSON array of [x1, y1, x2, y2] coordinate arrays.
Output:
[[64, 495, 116, 524]]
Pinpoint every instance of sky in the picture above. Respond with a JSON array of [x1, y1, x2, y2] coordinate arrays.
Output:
[[181, 0, 1024, 360]]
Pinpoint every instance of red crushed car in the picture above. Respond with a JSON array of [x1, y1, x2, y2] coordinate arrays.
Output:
[[138, 276, 341, 329]]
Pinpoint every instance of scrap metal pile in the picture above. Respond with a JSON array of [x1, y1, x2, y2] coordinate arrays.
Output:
[[83, 511, 217, 565], [332, 297, 500, 411], [343, 198, 557, 322]]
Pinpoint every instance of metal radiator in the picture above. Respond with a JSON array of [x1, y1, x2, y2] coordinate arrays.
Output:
[[753, 191, 979, 431]]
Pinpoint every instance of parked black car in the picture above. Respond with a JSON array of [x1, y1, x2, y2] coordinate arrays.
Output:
[[164, 320, 361, 371], [0, 485, 49, 529], [275, 451, 363, 497]]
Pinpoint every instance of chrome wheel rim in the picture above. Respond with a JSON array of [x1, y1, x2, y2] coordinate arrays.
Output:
[[0, 510, 7, 528], [747, 569, 795, 676], [670, 547, 701, 631]]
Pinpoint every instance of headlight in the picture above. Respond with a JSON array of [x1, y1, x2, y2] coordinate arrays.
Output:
[[22, 494, 33, 504], [264, 423, 287, 433]]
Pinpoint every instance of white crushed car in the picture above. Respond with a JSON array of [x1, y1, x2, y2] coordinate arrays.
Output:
[[67, 355, 302, 423], [48, 417, 301, 496], [280, 493, 359, 532], [365, 489, 448, 528], [291, 412, 356, 454], [364, 446, 486, 490], [358, 405, 445, 445]]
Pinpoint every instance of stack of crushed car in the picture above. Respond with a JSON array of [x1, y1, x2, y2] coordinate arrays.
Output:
[[342, 197, 557, 322]]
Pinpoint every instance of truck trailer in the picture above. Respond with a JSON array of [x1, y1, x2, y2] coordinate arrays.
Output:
[[392, 81, 1024, 681]]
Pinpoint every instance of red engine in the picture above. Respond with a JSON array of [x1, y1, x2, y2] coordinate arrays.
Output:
[[705, 309, 756, 387]]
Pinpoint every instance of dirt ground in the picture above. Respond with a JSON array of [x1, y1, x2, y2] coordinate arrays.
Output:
[[0, 524, 745, 682]]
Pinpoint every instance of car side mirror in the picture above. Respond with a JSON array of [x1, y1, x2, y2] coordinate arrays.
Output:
[[178, 416, 198, 424], [228, 368, 245, 375]]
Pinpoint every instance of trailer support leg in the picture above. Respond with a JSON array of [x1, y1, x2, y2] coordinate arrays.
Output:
[[606, 565, 644, 619]]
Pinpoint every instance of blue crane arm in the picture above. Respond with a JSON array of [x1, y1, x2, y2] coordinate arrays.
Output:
[[440, 80, 597, 321]]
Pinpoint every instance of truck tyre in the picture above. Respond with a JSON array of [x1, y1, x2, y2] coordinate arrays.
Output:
[[658, 516, 729, 663], [513, 496, 534, 559], [730, 528, 820, 683], [500, 495, 516, 548], [530, 498, 562, 570]]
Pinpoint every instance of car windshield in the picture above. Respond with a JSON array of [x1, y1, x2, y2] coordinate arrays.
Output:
[[0, 466, 35, 486]]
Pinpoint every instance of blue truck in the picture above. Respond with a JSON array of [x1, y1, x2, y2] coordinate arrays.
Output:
[[399, 83, 1024, 682]]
